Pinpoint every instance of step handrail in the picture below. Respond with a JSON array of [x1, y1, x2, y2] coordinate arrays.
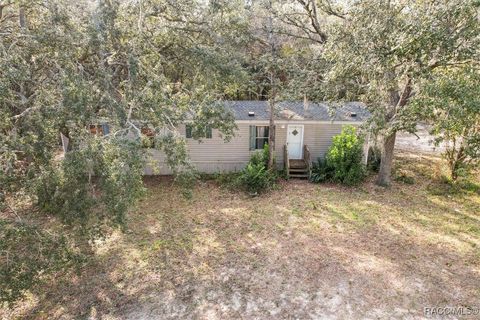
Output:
[[284, 145, 289, 178], [303, 145, 311, 177]]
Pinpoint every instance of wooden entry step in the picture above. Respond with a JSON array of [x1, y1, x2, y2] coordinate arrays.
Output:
[[289, 159, 307, 169], [288, 159, 309, 179]]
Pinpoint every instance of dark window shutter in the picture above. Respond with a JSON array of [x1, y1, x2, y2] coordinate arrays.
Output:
[[102, 123, 110, 135], [186, 125, 192, 138], [206, 126, 212, 139], [249, 125, 256, 150]]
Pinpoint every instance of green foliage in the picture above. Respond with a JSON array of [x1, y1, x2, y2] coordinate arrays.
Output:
[[322, 0, 479, 131], [367, 146, 382, 173], [310, 127, 366, 185], [318, 0, 480, 184], [309, 158, 334, 183], [238, 144, 277, 195], [430, 174, 480, 196], [394, 171, 415, 185], [412, 68, 480, 180], [1, 0, 478, 306], [34, 138, 145, 236], [249, 143, 270, 168], [213, 172, 242, 189], [0, 0, 244, 304], [239, 162, 276, 195], [325, 126, 366, 186], [175, 170, 200, 199], [215, 162, 279, 195]]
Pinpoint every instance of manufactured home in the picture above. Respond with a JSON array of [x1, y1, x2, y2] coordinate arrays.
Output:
[[144, 100, 369, 177]]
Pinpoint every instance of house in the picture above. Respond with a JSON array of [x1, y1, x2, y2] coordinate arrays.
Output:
[[144, 100, 369, 177]]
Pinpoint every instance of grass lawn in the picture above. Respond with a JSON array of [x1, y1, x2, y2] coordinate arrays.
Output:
[[3, 152, 480, 319]]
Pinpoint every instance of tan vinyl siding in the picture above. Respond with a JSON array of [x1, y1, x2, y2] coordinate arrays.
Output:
[[145, 123, 268, 174], [303, 123, 345, 161], [273, 123, 351, 165], [273, 125, 287, 166], [145, 121, 360, 174]]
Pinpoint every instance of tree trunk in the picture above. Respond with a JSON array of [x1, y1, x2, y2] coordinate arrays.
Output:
[[268, 99, 275, 169], [376, 77, 412, 186], [450, 163, 458, 181], [266, 0, 276, 170], [450, 139, 467, 181], [19, 6, 26, 28], [376, 131, 396, 186]]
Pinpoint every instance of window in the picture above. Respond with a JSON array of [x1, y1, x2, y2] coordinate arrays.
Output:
[[89, 123, 109, 136], [205, 126, 213, 139], [249, 125, 269, 150], [141, 127, 155, 148], [186, 125, 212, 139]]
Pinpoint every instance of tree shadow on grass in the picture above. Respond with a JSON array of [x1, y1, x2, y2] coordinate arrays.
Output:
[[115, 182, 480, 319], [116, 156, 480, 318], [17, 245, 142, 320], [115, 198, 480, 319], [10, 170, 480, 319]]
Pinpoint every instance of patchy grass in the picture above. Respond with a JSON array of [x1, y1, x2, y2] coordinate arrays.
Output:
[[2, 152, 480, 319]]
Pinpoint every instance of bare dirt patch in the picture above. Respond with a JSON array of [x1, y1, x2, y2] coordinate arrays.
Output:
[[396, 124, 444, 154], [2, 153, 479, 319]]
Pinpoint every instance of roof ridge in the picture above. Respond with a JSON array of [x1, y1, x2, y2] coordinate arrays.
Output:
[[223, 100, 369, 122]]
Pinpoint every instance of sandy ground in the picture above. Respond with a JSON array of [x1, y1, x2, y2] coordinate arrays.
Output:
[[2, 152, 479, 320], [396, 125, 444, 154]]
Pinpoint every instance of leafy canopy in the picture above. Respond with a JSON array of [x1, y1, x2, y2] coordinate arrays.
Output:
[[0, 0, 248, 305], [412, 67, 480, 180], [322, 0, 480, 134]]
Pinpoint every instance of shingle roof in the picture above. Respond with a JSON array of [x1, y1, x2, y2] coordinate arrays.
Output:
[[224, 100, 369, 122]]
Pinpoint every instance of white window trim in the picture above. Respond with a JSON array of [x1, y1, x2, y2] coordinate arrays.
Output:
[[254, 125, 270, 150]]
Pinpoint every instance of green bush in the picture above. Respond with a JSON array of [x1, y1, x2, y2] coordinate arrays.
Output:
[[395, 171, 415, 184], [238, 143, 277, 195], [239, 162, 276, 195], [367, 145, 381, 172], [249, 143, 270, 168], [310, 158, 334, 183], [325, 125, 366, 185], [213, 172, 242, 189]]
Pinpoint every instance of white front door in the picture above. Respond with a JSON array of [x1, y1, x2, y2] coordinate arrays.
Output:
[[287, 125, 304, 159]]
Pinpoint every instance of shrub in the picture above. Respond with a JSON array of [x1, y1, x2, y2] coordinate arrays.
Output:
[[238, 143, 277, 195], [310, 158, 334, 183], [367, 145, 381, 172], [325, 126, 366, 185], [249, 143, 270, 168], [394, 171, 415, 184], [213, 172, 242, 190], [239, 162, 276, 195]]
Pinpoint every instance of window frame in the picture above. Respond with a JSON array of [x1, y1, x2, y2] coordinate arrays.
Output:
[[89, 123, 109, 136], [186, 124, 212, 139], [251, 125, 270, 150]]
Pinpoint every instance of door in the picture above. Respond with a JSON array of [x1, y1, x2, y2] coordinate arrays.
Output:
[[287, 125, 304, 159]]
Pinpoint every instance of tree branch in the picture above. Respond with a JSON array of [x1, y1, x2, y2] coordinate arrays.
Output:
[[297, 0, 328, 43], [318, 0, 346, 20], [396, 77, 412, 108]]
